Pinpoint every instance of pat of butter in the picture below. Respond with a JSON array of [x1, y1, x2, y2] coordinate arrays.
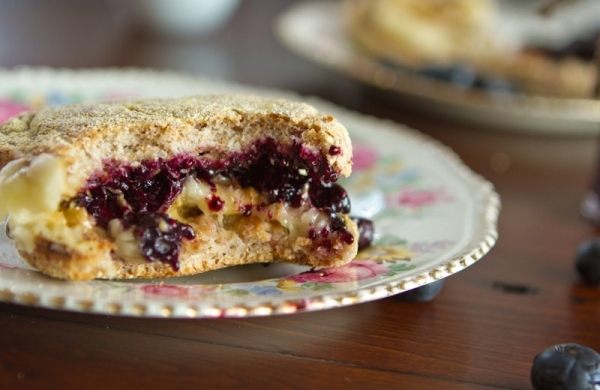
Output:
[[108, 219, 145, 263], [0, 154, 68, 219], [176, 177, 262, 217]]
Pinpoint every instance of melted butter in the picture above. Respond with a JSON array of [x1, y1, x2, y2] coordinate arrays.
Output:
[[108, 219, 145, 264], [0, 154, 94, 255], [0, 154, 68, 220], [268, 203, 329, 238], [9, 208, 91, 254], [169, 177, 332, 240], [172, 177, 263, 217]]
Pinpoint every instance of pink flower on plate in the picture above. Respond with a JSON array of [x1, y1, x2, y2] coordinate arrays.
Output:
[[352, 143, 379, 171], [0, 100, 30, 124], [393, 187, 452, 209], [288, 260, 389, 284], [141, 284, 189, 297]]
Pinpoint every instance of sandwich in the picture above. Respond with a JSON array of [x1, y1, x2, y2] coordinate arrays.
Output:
[[0, 94, 362, 280]]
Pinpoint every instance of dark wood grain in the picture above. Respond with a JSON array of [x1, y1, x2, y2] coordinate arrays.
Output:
[[1, 1, 599, 389]]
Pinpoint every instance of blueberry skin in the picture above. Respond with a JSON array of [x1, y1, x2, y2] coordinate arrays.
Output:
[[531, 343, 600, 390], [396, 279, 445, 302], [575, 238, 600, 285]]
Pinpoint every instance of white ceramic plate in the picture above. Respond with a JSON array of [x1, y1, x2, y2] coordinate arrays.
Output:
[[0, 67, 499, 318], [275, 1, 600, 135]]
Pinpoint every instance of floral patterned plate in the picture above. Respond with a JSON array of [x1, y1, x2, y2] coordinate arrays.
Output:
[[275, 1, 600, 135], [0, 67, 499, 318]]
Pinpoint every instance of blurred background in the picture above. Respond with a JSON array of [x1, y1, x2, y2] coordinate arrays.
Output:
[[0, 0, 358, 102]]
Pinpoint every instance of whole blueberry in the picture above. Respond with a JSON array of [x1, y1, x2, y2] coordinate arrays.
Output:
[[351, 217, 374, 250], [396, 279, 445, 302], [574, 238, 600, 285], [531, 343, 600, 390]]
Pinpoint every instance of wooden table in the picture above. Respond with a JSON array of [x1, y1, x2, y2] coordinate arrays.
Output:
[[1, 1, 599, 389]]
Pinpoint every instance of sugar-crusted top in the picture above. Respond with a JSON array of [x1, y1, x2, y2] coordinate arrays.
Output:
[[0, 94, 353, 197]]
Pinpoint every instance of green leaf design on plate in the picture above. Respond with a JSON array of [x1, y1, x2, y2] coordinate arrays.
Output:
[[301, 282, 334, 291], [388, 264, 417, 272], [374, 235, 408, 246], [226, 289, 251, 296]]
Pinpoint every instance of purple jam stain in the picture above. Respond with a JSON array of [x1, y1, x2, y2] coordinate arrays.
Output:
[[207, 195, 224, 212], [241, 205, 253, 217], [329, 145, 341, 156], [75, 137, 369, 270], [339, 231, 355, 246], [318, 239, 332, 252], [319, 227, 329, 238]]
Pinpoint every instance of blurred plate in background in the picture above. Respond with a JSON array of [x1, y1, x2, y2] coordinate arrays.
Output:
[[275, 1, 600, 135]]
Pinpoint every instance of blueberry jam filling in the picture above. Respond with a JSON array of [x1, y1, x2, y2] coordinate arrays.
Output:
[[309, 183, 351, 214], [79, 157, 192, 228], [74, 138, 369, 270], [134, 213, 195, 271], [229, 152, 310, 208]]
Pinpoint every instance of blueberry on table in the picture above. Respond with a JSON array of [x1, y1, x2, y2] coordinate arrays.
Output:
[[396, 279, 445, 302], [531, 343, 600, 390], [574, 238, 600, 285]]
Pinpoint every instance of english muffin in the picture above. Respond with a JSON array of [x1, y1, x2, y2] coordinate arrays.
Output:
[[0, 94, 361, 280]]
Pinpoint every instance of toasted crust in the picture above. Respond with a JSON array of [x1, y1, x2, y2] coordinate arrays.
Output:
[[0, 94, 353, 198], [0, 94, 359, 280]]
